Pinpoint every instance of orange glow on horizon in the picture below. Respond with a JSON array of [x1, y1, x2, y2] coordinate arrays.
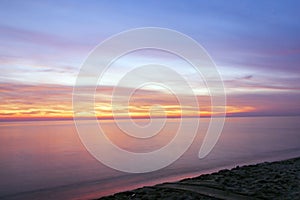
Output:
[[0, 83, 259, 121], [0, 104, 256, 120]]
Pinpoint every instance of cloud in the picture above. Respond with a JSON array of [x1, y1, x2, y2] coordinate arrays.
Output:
[[227, 93, 300, 116], [241, 75, 253, 80], [1, 81, 299, 120], [0, 24, 89, 52], [0, 24, 91, 77], [224, 74, 300, 94]]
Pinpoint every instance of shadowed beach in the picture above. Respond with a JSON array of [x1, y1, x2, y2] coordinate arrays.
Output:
[[99, 157, 300, 200]]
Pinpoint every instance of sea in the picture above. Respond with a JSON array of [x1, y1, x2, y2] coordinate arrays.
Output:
[[0, 116, 300, 199]]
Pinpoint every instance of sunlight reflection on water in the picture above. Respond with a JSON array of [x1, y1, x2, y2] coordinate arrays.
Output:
[[0, 116, 300, 199]]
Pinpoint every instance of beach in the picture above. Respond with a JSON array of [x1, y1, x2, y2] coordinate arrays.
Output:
[[99, 157, 300, 200]]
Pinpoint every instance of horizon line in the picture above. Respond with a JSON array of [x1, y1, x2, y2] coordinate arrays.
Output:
[[1, 113, 299, 122]]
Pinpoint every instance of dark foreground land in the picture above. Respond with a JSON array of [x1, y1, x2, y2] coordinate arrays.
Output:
[[99, 157, 300, 200]]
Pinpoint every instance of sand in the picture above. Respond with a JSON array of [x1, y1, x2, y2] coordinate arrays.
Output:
[[99, 157, 300, 200]]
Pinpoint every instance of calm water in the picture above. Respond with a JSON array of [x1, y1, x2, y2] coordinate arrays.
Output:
[[0, 116, 300, 199]]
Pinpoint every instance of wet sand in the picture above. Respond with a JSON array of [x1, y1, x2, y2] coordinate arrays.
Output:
[[99, 157, 300, 200]]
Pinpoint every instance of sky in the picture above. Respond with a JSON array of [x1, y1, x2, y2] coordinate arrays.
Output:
[[0, 0, 299, 120]]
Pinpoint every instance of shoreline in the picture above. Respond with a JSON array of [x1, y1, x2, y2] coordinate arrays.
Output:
[[99, 157, 300, 200]]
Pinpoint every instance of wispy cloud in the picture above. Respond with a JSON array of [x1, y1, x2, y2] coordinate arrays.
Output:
[[1, 82, 298, 120]]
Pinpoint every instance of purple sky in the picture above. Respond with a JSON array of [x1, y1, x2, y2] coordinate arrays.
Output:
[[0, 0, 299, 118]]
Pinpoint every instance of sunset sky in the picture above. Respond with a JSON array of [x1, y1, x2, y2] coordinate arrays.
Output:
[[0, 0, 299, 120]]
